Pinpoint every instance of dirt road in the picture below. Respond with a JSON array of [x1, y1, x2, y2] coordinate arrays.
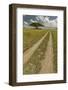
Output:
[[39, 32, 54, 73], [23, 32, 49, 64]]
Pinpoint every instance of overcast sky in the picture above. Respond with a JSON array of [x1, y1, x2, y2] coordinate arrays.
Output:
[[23, 15, 57, 28]]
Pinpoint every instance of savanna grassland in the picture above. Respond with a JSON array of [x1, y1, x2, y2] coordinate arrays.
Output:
[[23, 28, 49, 52], [52, 31, 57, 72], [23, 28, 57, 74]]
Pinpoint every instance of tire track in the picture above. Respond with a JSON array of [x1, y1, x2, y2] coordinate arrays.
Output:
[[39, 32, 54, 73], [23, 32, 49, 64]]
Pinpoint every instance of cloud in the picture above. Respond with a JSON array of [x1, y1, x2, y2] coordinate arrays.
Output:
[[36, 16, 45, 23], [24, 21, 29, 27], [49, 18, 57, 27], [36, 16, 57, 28], [30, 19, 37, 23], [24, 21, 28, 25], [24, 16, 57, 28]]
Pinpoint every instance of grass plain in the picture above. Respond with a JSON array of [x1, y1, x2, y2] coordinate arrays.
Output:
[[52, 30, 57, 72], [23, 28, 57, 74], [23, 28, 49, 52]]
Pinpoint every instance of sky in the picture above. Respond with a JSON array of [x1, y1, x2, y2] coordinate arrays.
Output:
[[23, 15, 57, 28]]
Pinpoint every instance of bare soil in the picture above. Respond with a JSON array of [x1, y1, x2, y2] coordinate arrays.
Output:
[[39, 32, 54, 73]]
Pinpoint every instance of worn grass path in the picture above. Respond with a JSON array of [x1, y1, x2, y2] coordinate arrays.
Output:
[[39, 32, 54, 73], [23, 32, 49, 64]]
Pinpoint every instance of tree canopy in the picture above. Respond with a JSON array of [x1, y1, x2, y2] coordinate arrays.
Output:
[[30, 22, 44, 29]]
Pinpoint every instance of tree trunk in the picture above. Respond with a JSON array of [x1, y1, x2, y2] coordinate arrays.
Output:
[[35, 26, 38, 29]]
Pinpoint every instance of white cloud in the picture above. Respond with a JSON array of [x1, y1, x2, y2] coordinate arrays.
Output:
[[30, 19, 37, 23], [30, 19, 34, 22], [24, 21, 28, 25], [36, 16, 57, 28], [49, 18, 57, 27], [36, 16, 45, 23], [44, 17, 50, 23], [24, 21, 29, 27]]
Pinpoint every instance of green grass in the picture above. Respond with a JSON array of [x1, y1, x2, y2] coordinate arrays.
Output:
[[52, 30, 57, 73], [23, 28, 57, 74], [23, 28, 49, 52], [23, 29, 49, 74]]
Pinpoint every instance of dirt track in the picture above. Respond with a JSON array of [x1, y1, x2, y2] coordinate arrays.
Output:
[[39, 32, 54, 73], [23, 32, 48, 64]]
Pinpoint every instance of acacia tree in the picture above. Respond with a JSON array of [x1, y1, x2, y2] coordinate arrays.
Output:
[[30, 22, 44, 29]]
